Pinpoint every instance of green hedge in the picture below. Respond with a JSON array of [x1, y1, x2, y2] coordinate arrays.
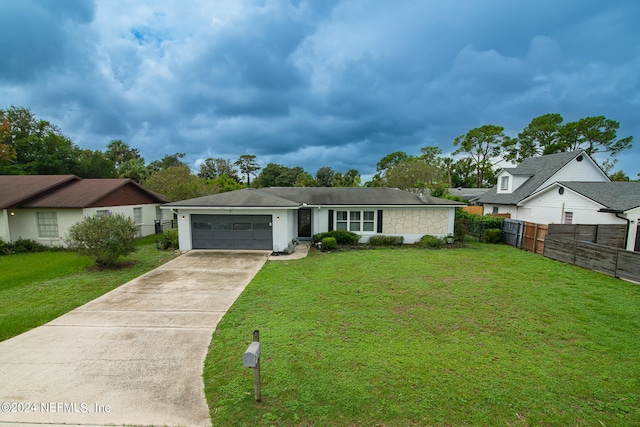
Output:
[[312, 230, 361, 245], [455, 209, 504, 242]]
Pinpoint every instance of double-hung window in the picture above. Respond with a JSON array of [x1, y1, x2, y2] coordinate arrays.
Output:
[[336, 210, 375, 233], [37, 212, 59, 238]]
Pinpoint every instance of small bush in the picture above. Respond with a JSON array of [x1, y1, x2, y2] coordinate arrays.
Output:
[[65, 213, 138, 267], [160, 229, 179, 250], [418, 235, 444, 249], [313, 230, 361, 245], [12, 238, 47, 254], [321, 237, 337, 251], [368, 235, 404, 246], [483, 228, 503, 244]]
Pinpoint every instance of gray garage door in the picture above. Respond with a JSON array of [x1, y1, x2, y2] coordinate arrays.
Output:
[[191, 214, 273, 250]]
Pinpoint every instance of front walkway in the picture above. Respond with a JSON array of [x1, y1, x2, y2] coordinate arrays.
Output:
[[0, 251, 269, 427]]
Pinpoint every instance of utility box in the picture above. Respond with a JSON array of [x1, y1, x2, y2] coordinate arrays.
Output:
[[243, 341, 261, 368]]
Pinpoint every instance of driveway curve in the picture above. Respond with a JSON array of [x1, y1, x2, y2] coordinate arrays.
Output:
[[0, 250, 269, 427]]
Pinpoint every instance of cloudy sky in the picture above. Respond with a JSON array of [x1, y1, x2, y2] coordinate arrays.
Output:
[[1, 0, 639, 180]]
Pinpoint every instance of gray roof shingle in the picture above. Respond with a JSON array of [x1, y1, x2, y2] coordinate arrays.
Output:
[[478, 151, 587, 205], [558, 182, 640, 212], [165, 187, 464, 208]]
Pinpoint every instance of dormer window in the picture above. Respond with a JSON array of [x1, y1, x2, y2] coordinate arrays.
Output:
[[500, 176, 509, 191]]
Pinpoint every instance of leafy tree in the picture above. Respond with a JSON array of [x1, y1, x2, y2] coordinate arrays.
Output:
[[276, 166, 306, 187], [144, 164, 207, 201], [333, 169, 361, 187], [118, 158, 148, 182], [105, 140, 141, 171], [256, 163, 286, 187], [505, 113, 564, 162], [383, 158, 439, 192], [198, 157, 239, 181], [449, 157, 477, 188], [453, 124, 509, 188], [315, 166, 336, 187], [0, 117, 14, 161], [559, 116, 632, 156], [147, 152, 187, 173], [234, 154, 261, 186], [376, 151, 410, 173], [65, 213, 138, 267], [419, 146, 443, 165], [294, 172, 317, 187], [0, 106, 80, 175], [609, 170, 629, 182], [75, 149, 116, 178], [209, 174, 244, 193]]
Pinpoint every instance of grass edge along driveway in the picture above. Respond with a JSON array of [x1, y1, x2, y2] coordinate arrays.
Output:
[[204, 243, 640, 426], [0, 236, 178, 342]]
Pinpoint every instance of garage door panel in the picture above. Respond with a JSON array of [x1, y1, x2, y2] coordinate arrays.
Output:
[[191, 214, 272, 250]]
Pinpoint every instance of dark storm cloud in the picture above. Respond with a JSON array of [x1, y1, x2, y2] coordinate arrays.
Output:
[[0, 0, 638, 178]]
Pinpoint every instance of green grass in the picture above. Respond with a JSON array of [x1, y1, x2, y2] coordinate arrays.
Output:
[[204, 243, 640, 426], [0, 235, 177, 341]]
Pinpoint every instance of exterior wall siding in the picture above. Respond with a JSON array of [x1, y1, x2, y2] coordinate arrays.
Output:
[[524, 189, 624, 225], [540, 157, 608, 188], [6, 204, 167, 247], [382, 208, 450, 242]]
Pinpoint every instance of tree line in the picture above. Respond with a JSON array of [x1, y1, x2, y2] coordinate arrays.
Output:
[[0, 106, 634, 201]]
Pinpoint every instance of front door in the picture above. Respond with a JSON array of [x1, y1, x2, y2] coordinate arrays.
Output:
[[298, 208, 311, 238], [635, 224, 640, 252]]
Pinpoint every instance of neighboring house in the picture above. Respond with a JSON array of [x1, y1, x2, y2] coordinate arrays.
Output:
[[477, 150, 640, 251], [0, 175, 170, 246], [447, 187, 490, 205], [162, 187, 464, 251]]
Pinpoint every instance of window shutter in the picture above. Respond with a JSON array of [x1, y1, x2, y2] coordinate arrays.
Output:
[[377, 210, 383, 233], [328, 210, 334, 231]]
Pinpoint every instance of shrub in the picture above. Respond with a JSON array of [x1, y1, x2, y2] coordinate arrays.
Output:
[[367, 235, 404, 246], [312, 230, 361, 245], [483, 228, 503, 244], [12, 238, 47, 254], [65, 213, 138, 267], [321, 237, 337, 251], [418, 235, 444, 249], [160, 229, 179, 250]]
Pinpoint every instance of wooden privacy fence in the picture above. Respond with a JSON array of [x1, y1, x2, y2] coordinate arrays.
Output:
[[522, 222, 548, 254], [544, 236, 640, 282], [547, 224, 627, 249], [462, 206, 484, 215]]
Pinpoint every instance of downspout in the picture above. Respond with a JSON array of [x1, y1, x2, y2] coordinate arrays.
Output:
[[615, 212, 630, 250], [599, 208, 630, 249]]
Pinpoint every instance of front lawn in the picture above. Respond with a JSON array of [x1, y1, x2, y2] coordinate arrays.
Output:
[[204, 243, 640, 426], [0, 235, 177, 341]]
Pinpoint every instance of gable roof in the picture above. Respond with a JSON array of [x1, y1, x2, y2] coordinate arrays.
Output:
[[0, 175, 167, 209], [478, 150, 592, 205], [165, 187, 464, 208], [0, 175, 80, 209], [557, 182, 640, 212]]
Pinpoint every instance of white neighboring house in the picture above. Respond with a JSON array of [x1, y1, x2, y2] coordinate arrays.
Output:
[[0, 175, 170, 246], [162, 187, 464, 252], [478, 151, 640, 251]]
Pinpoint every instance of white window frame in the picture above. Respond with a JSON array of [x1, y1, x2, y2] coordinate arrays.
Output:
[[37, 212, 59, 238], [500, 176, 509, 191], [134, 207, 143, 225], [336, 210, 376, 233]]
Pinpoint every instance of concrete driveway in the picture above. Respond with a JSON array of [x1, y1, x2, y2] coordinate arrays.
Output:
[[0, 250, 269, 427]]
